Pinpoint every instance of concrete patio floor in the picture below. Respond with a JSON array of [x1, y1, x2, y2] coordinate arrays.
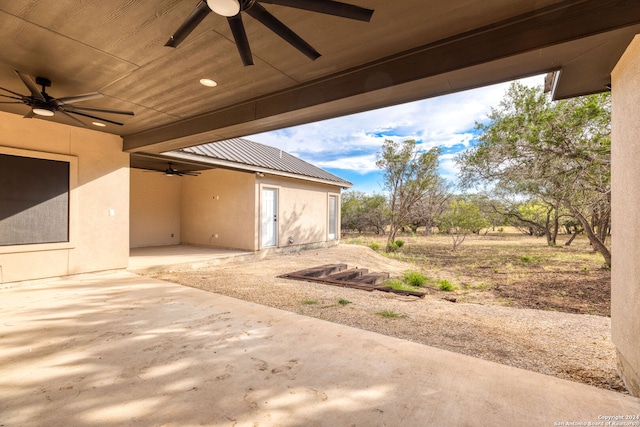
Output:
[[1, 271, 639, 427]]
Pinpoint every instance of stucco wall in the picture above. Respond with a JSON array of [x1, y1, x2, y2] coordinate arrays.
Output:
[[180, 168, 256, 250], [0, 111, 129, 283], [258, 175, 341, 249], [130, 168, 181, 248], [611, 35, 640, 397]]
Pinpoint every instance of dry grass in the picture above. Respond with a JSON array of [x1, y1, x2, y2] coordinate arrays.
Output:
[[345, 230, 610, 316]]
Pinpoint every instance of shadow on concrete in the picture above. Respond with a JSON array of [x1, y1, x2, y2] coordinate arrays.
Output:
[[1, 271, 639, 426]]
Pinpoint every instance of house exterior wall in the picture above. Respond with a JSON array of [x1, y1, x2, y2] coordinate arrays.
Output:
[[611, 35, 640, 397], [0, 111, 129, 283], [180, 168, 256, 250], [258, 174, 341, 250], [130, 168, 181, 248]]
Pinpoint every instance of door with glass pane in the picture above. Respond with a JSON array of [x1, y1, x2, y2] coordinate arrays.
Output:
[[261, 188, 278, 248], [328, 194, 338, 240]]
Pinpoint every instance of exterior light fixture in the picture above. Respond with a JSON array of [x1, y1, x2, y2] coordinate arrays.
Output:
[[200, 78, 218, 87], [33, 108, 54, 117], [207, 0, 240, 17]]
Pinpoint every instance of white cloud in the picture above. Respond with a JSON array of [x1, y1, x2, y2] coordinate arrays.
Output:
[[314, 154, 379, 173], [247, 75, 545, 184], [439, 153, 463, 185]]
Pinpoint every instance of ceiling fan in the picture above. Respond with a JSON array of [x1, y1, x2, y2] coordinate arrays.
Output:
[[147, 162, 202, 177], [166, 0, 374, 66], [0, 70, 134, 126]]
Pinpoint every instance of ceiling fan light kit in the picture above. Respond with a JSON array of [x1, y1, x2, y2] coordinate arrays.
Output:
[[32, 108, 54, 117], [207, 0, 240, 17]]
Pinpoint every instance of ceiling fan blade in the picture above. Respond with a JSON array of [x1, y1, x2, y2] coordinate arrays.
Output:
[[14, 70, 45, 102], [227, 14, 254, 66], [0, 85, 26, 98], [260, 0, 374, 22], [58, 111, 87, 127], [65, 110, 125, 126], [55, 93, 103, 105], [0, 101, 24, 104], [165, 0, 211, 48], [63, 105, 134, 116], [246, 3, 320, 61], [0, 94, 23, 101]]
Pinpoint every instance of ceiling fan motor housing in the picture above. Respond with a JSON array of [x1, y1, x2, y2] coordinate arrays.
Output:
[[35, 77, 51, 88]]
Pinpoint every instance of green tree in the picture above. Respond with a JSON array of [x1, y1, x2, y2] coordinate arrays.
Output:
[[376, 139, 441, 250], [457, 83, 611, 265], [341, 191, 389, 234], [406, 178, 452, 235], [439, 199, 488, 251], [465, 193, 508, 235]]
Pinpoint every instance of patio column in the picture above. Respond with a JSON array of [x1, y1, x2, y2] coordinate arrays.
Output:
[[611, 34, 640, 397]]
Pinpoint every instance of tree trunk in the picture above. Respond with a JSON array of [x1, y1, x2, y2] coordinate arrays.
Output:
[[544, 210, 553, 246], [564, 230, 580, 246], [551, 208, 559, 245], [571, 208, 611, 266], [386, 227, 398, 251]]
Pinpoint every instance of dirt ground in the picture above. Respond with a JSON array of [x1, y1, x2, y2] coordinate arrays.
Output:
[[151, 233, 625, 394]]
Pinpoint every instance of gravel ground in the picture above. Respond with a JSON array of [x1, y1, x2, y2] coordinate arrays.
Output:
[[151, 244, 626, 394]]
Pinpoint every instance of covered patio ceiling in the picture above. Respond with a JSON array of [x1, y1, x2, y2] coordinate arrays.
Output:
[[1, 1, 639, 154]]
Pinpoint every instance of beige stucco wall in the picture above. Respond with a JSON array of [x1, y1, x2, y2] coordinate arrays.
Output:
[[611, 34, 640, 397], [180, 168, 256, 250], [130, 168, 181, 248], [258, 175, 341, 250], [0, 111, 129, 283]]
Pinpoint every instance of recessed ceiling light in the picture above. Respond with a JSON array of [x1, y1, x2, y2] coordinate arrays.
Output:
[[200, 78, 218, 87], [92, 122, 106, 127]]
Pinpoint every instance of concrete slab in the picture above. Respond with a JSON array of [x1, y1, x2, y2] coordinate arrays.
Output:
[[1, 271, 639, 426], [128, 245, 255, 273]]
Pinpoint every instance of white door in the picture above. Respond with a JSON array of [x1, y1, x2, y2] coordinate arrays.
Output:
[[328, 195, 338, 240], [261, 188, 278, 248]]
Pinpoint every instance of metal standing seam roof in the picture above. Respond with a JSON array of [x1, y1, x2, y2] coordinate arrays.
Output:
[[176, 138, 352, 187]]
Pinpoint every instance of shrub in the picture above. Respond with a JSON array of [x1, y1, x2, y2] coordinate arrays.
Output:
[[303, 300, 318, 305], [520, 255, 541, 263], [377, 310, 403, 318], [338, 298, 352, 306], [394, 239, 405, 248], [438, 279, 456, 291], [369, 242, 381, 251], [402, 270, 427, 287], [384, 278, 419, 292], [348, 237, 364, 245]]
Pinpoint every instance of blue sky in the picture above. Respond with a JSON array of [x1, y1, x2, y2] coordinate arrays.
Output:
[[247, 74, 545, 194]]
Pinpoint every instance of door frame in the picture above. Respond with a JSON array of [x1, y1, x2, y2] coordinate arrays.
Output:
[[260, 186, 279, 248], [328, 193, 339, 241]]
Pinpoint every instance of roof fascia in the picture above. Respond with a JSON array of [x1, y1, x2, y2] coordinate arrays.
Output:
[[165, 150, 353, 188]]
